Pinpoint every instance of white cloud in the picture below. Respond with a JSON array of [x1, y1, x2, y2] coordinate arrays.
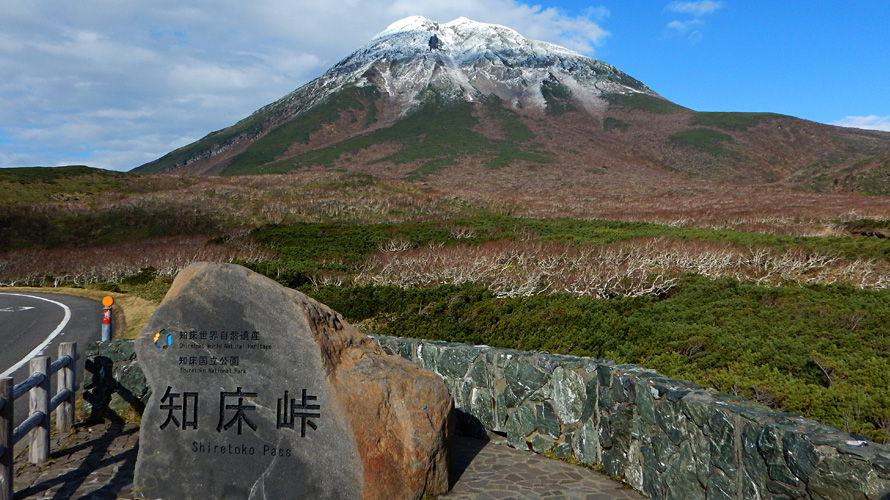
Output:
[[664, 0, 721, 42], [0, 0, 610, 171], [666, 19, 704, 34], [666, 1, 723, 16], [834, 115, 890, 132]]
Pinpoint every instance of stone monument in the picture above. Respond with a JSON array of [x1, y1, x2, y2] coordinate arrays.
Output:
[[134, 262, 453, 499]]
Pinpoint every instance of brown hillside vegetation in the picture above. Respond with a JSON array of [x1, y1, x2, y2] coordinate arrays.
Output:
[[4, 166, 890, 441], [5, 169, 890, 286]]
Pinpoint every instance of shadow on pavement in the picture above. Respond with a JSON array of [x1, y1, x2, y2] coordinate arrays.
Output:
[[13, 421, 137, 500]]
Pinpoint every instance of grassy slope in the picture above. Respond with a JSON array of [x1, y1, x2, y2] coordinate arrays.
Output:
[[234, 89, 555, 179], [0, 166, 129, 203]]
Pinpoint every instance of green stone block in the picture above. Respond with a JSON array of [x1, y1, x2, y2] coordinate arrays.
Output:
[[807, 454, 874, 500], [598, 385, 613, 410], [757, 425, 800, 486], [655, 399, 687, 446], [451, 378, 474, 410], [419, 342, 440, 371], [536, 401, 561, 439], [705, 469, 734, 500], [741, 423, 768, 486], [517, 404, 537, 437], [397, 341, 412, 360], [505, 357, 550, 402], [494, 392, 508, 432], [611, 373, 629, 403], [601, 446, 627, 478], [551, 366, 585, 424], [635, 380, 656, 425], [531, 433, 555, 453], [437, 345, 480, 379], [706, 409, 736, 477], [575, 418, 600, 466], [554, 441, 573, 459], [596, 364, 613, 388], [782, 432, 818, 484], [470, 387, 495, 429], [506, 411, 529, 450], [599, 414, 613, 449], [650, 433, 678, 473], [679, 392, 713, 428], [467, 359, 489, 387], [113, 363, 150, 403], [663, 442, 705, 500], [580, 376, 599, 422]]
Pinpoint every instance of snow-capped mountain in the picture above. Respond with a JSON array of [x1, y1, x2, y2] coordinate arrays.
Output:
[[321, 16, 655, 112], [136, 16, 664, 176], [136, 16, 890, 189], [249, 15, 658, 130]]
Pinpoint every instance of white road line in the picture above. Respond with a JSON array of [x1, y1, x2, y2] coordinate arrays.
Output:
[[0, 293, 72, 378]]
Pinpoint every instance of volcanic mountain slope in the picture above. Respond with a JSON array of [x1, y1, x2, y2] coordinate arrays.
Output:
[[135, 16, 890, 194]]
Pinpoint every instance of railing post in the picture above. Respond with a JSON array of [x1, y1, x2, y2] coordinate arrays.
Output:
[[57, 343, 77, 432], [1, 377, 12, 500], [28, 357, 50, 464]]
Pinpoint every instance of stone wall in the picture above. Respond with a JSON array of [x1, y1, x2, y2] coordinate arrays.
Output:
[[85, 337, 890, 499], [83, 340, 150, 420], [371, 335, 890, 500]]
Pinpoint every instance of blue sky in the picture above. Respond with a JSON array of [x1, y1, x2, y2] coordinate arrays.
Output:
[[1, 0, 888, 171]]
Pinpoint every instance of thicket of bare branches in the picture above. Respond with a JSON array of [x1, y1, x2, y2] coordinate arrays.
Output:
[[354, 238, 890, 298], [0, 236, 272, 287]]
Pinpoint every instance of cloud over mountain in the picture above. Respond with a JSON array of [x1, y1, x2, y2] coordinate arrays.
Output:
[[0, 1, 607, 171]]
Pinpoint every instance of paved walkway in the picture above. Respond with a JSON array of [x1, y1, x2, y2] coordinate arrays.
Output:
[[10, 422, 644, 500], [444, 436, 645, 500]]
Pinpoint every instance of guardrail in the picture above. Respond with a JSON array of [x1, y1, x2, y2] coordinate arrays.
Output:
[[0, 342, 77, 500]]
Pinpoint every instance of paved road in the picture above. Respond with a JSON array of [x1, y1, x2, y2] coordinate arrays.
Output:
[[0, 292, 102, 426]]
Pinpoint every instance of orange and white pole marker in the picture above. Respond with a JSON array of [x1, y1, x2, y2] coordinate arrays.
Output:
[[101, 296, 114, 342]]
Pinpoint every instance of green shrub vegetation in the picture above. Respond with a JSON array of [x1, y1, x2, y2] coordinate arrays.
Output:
[[247, 88, 554, 178], [668, 128, 739, 157], [691, 112, 784, 131], [820, 154, 890, 196], [0, 166, 130, 204], [0, 203, 226, 250], [296, 279, 890, 442], [541, 80, 577, 116], [221, 86, 381, 176], [248, 216, 890, 265], [602, 117, 630, 132], [0, 165, 124, 184], [604, 93, 691, 114], [230, 215, 890, 441]]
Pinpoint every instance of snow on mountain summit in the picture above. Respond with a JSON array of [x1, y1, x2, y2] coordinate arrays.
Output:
[[266, 16, 659, 129], [373, 15, 441, 39], [370, 15, 583, 63]]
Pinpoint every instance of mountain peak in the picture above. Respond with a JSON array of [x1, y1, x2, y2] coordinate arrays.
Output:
[[374, 15, 439, 38], [332, 15, 647, 111], [136, 16, 664, 176]]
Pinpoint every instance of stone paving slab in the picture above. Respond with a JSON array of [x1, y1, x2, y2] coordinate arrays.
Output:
[[11, 421, 138, 499], [445, 436, 645, 500], [10, 422, 643, 499]]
